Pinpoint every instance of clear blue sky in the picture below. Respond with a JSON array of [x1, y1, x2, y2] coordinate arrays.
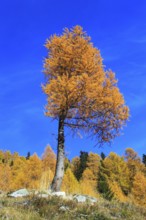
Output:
[[0, 0, 146, 159]]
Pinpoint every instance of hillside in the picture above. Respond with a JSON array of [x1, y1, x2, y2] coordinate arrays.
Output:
[[0, 194, 146, 220]]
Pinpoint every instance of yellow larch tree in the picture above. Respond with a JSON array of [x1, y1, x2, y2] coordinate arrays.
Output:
[[98, 152, 130, 200], [24, 154, 42, 189], [39, 169, 54, 191], [86, 152, 100, 177], [61, 167, 80, 194], [11, 157, 27, 190], [71, 156, 80, 179], [80, 152, 100, 196], [124, 148, 145, 190], [42, 145, 56, 173], [40, 145, 56, 190], [131, 171, 146, 207], [108, 181, 128, 202], [43, 25, 129, 191], [0, 164, 12, 192], [80, 168, 99, 197]]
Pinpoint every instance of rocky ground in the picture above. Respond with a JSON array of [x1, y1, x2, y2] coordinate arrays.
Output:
[[0, 189, 146, 220]]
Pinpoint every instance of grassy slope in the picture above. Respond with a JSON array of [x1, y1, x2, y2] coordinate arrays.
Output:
[[0, 196, 146, 220]]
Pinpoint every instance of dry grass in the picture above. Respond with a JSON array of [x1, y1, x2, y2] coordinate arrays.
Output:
[[0, 195, 146, 220]]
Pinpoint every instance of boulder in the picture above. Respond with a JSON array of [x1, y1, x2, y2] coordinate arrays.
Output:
[[51, 191, 66, 198], [8, 189, 29, 197], [73, 194, 97, 204], [73, 194, 86, 203], [38, 194, 49, 198], [85, 195, 98, 204]]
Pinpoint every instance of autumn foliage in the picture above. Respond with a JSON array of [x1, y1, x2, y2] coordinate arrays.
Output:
[[0, 147, 146, 207], [42, 25, 129, 191], [43, 25, 129, 143]]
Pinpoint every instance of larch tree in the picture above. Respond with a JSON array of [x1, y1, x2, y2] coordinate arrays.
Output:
[[131, 171, 146, 206], [98, 152, 130, 197], [61, 167, 80, 194], [24, 154, 42, 189], [41, 146, 56, 190], [11, 157, 27, 190], [124, 148, 145, 189], [80, 152, 101, 193], [0, 164, 12, 192], [71, 156, 80, 179], [43, 25, 129, 192], [42, 145, 56, 173]]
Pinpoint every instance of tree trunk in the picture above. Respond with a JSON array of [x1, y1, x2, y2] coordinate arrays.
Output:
[[51, 115, 65, 192]]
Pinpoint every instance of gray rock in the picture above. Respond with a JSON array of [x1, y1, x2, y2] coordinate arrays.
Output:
[[73, 194, 86, 203], [8, 189, 29, 197], [86, 195, 97, 204], [29, 189, 39, 195], [73, 194, 97, 204], [51, 191, 66, 198], [59, 205, 70, 212], [38, 194, 49, 198]]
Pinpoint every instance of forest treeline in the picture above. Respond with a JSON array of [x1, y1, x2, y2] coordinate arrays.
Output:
[[0, 147, 146, 207]]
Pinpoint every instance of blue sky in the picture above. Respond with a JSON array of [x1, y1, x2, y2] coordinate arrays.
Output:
[[0, 0, 146, 159]]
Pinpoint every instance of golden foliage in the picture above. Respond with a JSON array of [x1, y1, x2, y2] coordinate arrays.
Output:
[[124, 148, 140, 161], [39, 169, 54, 191], [11, 157, 27, 190], [24, 154, 42, 189], [80, 180, 99, 198], [43, 25, 129, 144], [86, 152, 100, 177], [1, 147, 146, 208], [71, 156, 80, 179], [131, 172, 146, 206], [99, 152, 130, 195], [108, 181, 128, 202], [61, 168, 80, 194], [124, 148, 145, 190], [0, 164, 12, 192], [42, 145, 56, 173], [80, 168, 98, 197], [79, 152, 101, 197]]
